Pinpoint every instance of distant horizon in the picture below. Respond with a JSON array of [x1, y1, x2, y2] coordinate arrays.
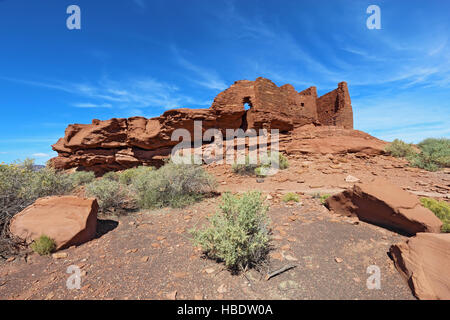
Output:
[[1, 0, 449, 165]]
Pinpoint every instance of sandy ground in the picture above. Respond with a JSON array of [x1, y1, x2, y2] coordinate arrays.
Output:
[[1, 153, 449, 300]]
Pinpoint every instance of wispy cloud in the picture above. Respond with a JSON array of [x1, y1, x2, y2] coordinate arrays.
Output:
[[211, 2, 450, 92], [133, 0, 146, 9], [73, 102, 112, 108], [32, 153, 50, 158], [0, 137, 58, 143], [1, 75, 210, 111], [172, 46, 227, 91]]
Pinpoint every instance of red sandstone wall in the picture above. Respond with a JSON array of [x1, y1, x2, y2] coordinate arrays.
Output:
[[316, 82, 353, 129]]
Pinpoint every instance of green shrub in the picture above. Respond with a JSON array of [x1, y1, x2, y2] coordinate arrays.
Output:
[[28, 167, 74, 198], [282, 192, 300, 203], [319, 194, 331, 205], [85, 179, 129, 213], [30, 235, 56, 255], [191, 191, 270, 271], [385, 139, 416, 158], [386, 138, 450, 171], [260, 151, 289, 170], [254, 166, 267, 177], [119, 166, 154, 185], [132, 161, 216, 209], [272, 152, 289, 170], [0, 160, 73, 256], [408, 153, 440, 171], [70, 171, 95, 186], [409, 138, 450, 171], [420, 197, 450, 232], [102, 171, 120, 181], [232, 155, 258, 175], [19, 158, 36, 171], [233, 152, 289, 176]]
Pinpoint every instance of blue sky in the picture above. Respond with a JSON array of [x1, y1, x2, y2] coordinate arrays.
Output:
[[0, 0, 449, 164]]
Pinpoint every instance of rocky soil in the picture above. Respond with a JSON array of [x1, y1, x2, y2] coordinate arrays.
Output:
[[1, 152, 449, 300]]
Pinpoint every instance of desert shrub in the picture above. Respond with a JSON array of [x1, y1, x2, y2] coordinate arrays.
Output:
[[386, 138, 449, 171], [191, 191, 270, 271], [259, 151, 289, 170], [30, 235, 56, 255], [119, 166, 154, 185], [232, 155, 258, 175], [102, 171, 120, 181], [0, 160, 74, 257], [254, 166, 267, 177], [233, 152, 289, 176], [28, 167, 73, 198], [282, 192, 300, 203], [85, 179, 129, 213], [385, 139, 416, 158], [70, 171, 95, 186], [132, 161, 216, 209], [20, 158, 36, 171], [420, 197, 450, 232], [319, 194, 331, 205], [409, 138, 450, 171], [271, 152, 289, 170], [0, 162, 35, 255], [409, 153, 440, 171]]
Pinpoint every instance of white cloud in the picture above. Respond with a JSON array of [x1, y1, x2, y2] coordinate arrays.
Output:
[[72, 103, 112, 108], [1, 76, 210, 110], [172, 46, 228, 91], [32, 153, 50, 158]]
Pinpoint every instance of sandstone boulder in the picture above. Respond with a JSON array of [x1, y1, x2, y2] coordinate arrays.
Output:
[[325, 178, 442, 235], [390, 233, 450, 299], [10, 196, 98, 250]]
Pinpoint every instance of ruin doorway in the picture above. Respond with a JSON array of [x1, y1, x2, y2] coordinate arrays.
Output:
[[240, 97, 253, 132]]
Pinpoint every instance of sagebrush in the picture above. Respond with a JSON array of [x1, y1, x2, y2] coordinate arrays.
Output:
[[102, 171, 120, 181], [319, 194, 331, 205], [420, 197, 450, 232], [0, 160, 73, 257], [132, 161, 216, 209], [30, 235, 56, 255], [85, 179, 129, 213], [386, 138, 450, 171], [191, 191, 270, 271], [282, 192, 300, 203], [232, 155, 258, 175], [119, 166, 154, 185], [70, 171, 95, 186], [410, 138, 450, 171], [233, 152, 289, 176], [385, 139, 416, 158]]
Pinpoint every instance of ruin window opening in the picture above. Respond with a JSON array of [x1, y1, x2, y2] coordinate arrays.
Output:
[[241, 97, 253, 131]]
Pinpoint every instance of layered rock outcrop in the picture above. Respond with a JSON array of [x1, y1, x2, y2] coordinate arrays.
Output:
[[325, 178, 443, 236], [50, 77, 357, 173]]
